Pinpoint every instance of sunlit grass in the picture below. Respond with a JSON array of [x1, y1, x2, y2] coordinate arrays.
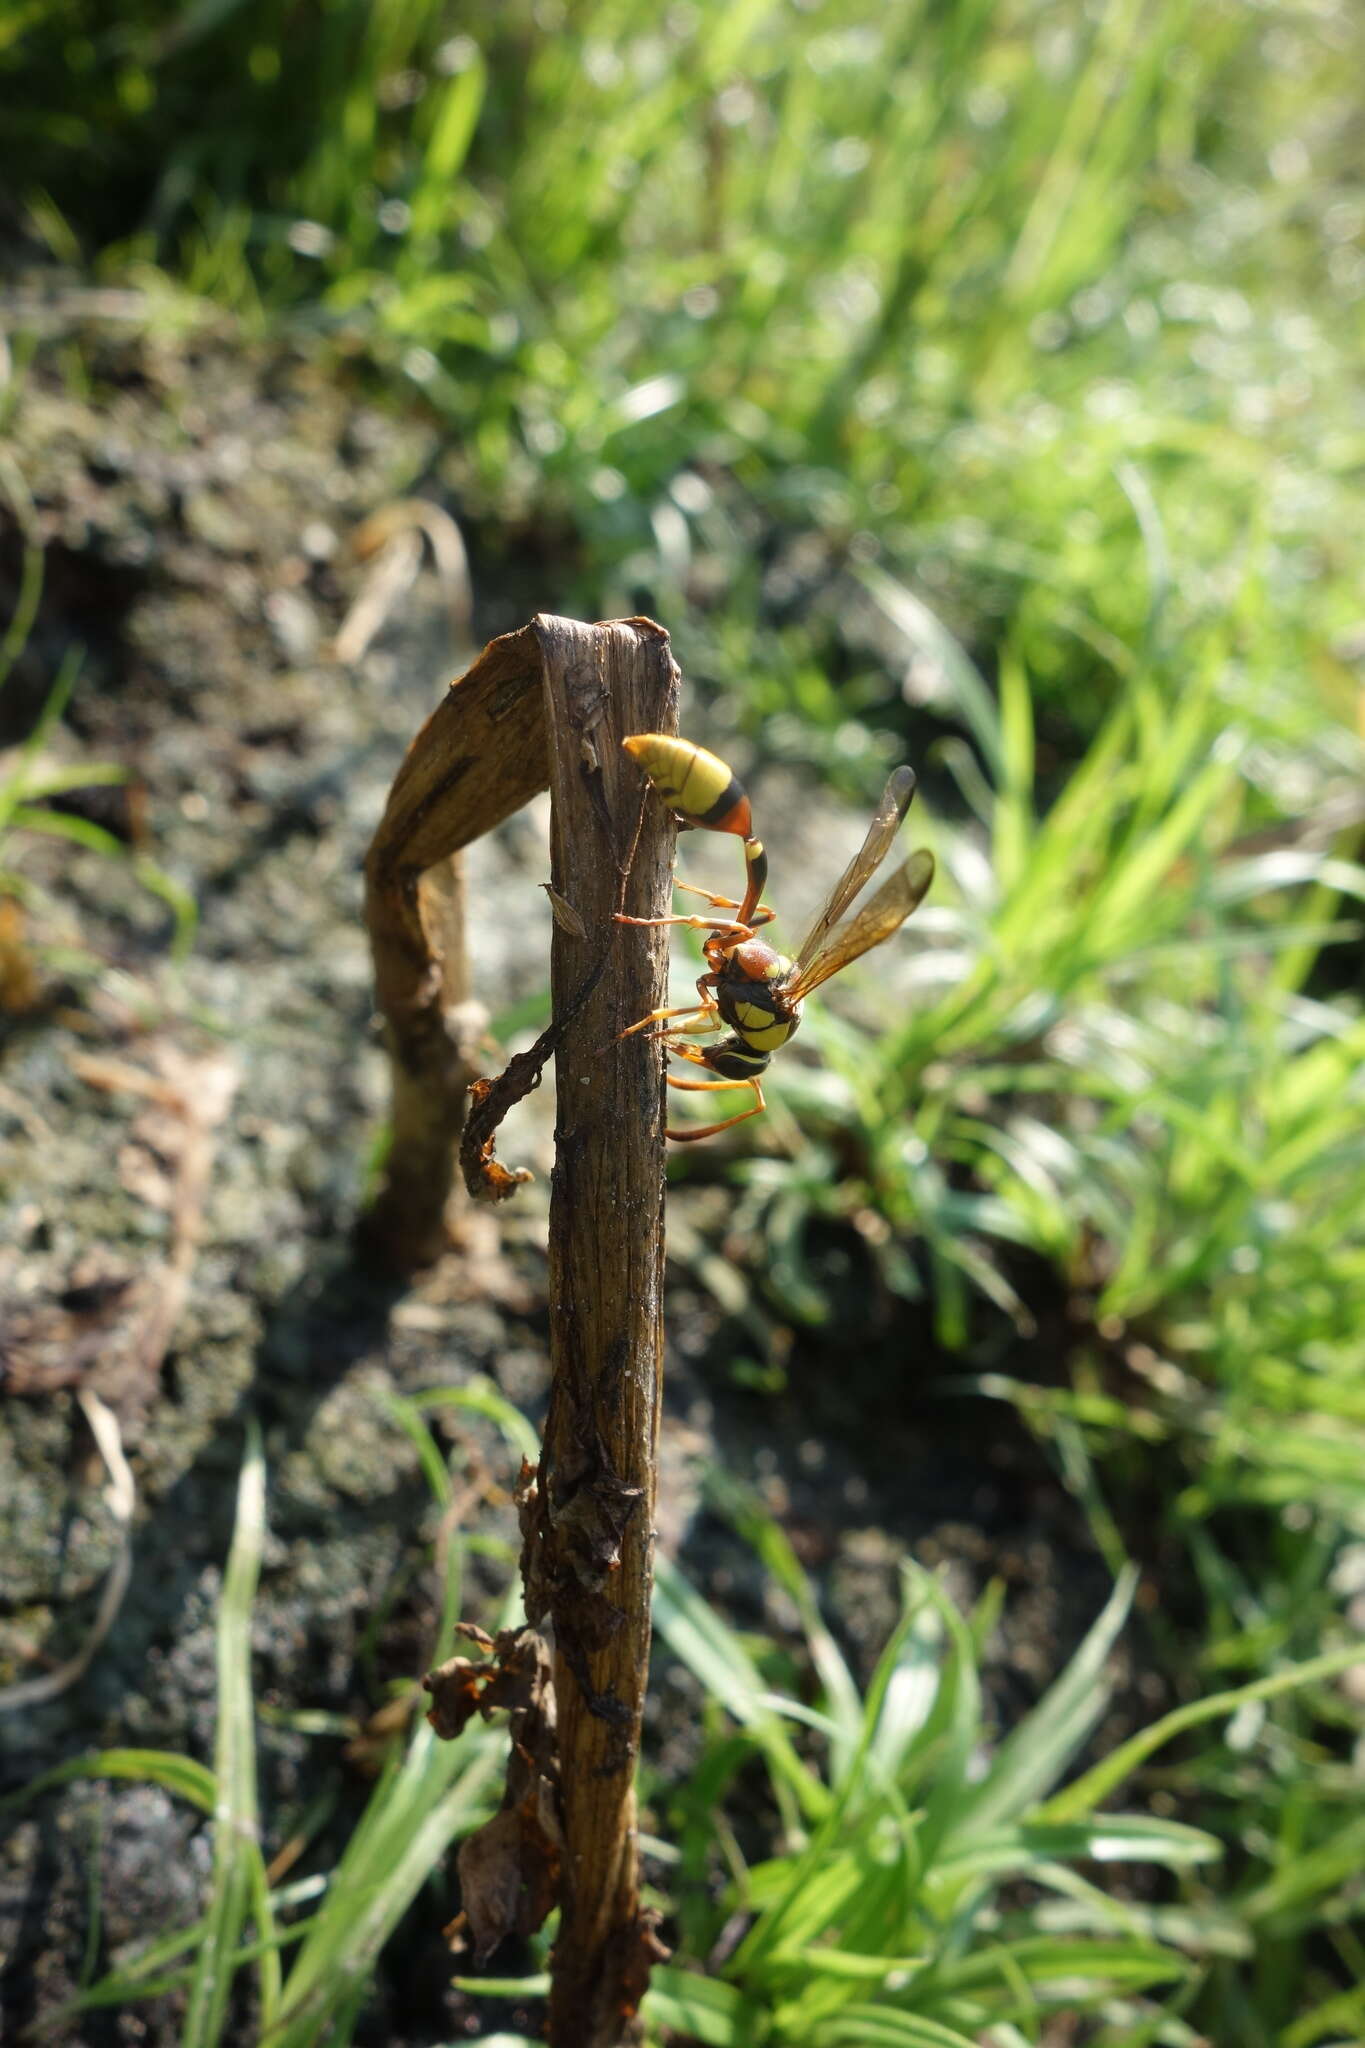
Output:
[[691, 592, 1363, 2038], [648, 1508, 1362, 2048], [25, 1423, 1353, 2046], [4, 1, 1363, 2038], [6, 1399, 519, 2046], [11, 6, 1359, 743]]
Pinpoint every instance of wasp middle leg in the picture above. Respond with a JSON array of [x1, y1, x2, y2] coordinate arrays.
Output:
[[616, 998, 720, 1044]]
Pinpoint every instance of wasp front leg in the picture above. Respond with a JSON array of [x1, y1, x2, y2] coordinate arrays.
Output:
[[613, 909, 757, 943]]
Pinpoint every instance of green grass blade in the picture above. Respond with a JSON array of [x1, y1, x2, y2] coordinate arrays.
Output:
[[949, 1569, 1137, 1840], [182, 1421, 270, 2047], [1041, 1646, 1364, 1824], [0, 1749, 217, 1817]]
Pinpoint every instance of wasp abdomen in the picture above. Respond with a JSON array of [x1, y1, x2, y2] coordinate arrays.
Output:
[[622, 734, 753, 840], [624, 731, 770, 932], [706, 1039, 771, 1080], [728, 1001, 798, 1055]]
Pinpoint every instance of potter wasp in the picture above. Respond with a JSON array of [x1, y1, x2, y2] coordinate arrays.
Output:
[[617, 734, 934, 1142]]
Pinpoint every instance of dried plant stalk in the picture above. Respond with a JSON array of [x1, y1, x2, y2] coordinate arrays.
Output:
[[370, 617, 678, 2040], [533, 615, 676, 2044], [362, 625, 549, 1266]]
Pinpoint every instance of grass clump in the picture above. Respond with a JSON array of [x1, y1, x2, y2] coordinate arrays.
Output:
[[20, 1429, 1360, 2047], [7, 1401, 520, 2046], [647, 1513, 1362, 2048]]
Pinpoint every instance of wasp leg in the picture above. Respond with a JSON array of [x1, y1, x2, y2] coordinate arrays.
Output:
[[671, 1008, 724, 1039], [643, 1013, 725, 1045], [656, 1035, 717, 1067], [670, 879, 743, 907], [664, 1073, 766, 1143], [673, 879, 778, 929], [617, 999, 719, 1044], [665, 1073, 750, 1087], [736, 839, 770, 932], [614, 911, 755, 938]]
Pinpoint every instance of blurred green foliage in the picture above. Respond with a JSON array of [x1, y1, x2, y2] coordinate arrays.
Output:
[[6, 0, 1361, 756], [4, 0, 1364, 2040]]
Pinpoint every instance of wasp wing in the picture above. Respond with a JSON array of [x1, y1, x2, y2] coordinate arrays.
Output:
[[792, 766, 917, 977], [784, 849, 935, 1003]]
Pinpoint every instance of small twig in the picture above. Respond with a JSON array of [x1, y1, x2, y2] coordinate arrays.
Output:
[[333, 499, 474, 666], [0, 1390, 134, 1711], [0, 1041, 237, 1704], [459, 953, 607, 1202]]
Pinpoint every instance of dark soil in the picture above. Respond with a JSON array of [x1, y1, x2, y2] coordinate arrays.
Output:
[[0, 296, 1107, 2044]]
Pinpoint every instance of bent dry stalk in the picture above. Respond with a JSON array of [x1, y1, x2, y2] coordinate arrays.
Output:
[[363, 616, 678, 2047]]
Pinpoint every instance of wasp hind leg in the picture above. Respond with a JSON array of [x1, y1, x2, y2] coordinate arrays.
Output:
[[664, 1070, 766, 1143]]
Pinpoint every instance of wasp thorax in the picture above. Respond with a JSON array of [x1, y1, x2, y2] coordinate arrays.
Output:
[[731, 938, 787, 981]]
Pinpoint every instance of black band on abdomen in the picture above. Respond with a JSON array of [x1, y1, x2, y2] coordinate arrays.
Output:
[[697, 774, 746, 828]]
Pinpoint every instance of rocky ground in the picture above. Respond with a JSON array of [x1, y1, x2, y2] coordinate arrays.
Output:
[[0, 298, 1107, 2042]]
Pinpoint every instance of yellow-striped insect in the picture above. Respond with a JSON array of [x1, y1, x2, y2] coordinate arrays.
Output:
[[620, 734, 770, 932], [618, 738, 934, 1141]]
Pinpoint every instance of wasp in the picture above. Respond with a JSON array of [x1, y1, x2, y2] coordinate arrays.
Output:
[[617, 734, 934, 1141]]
